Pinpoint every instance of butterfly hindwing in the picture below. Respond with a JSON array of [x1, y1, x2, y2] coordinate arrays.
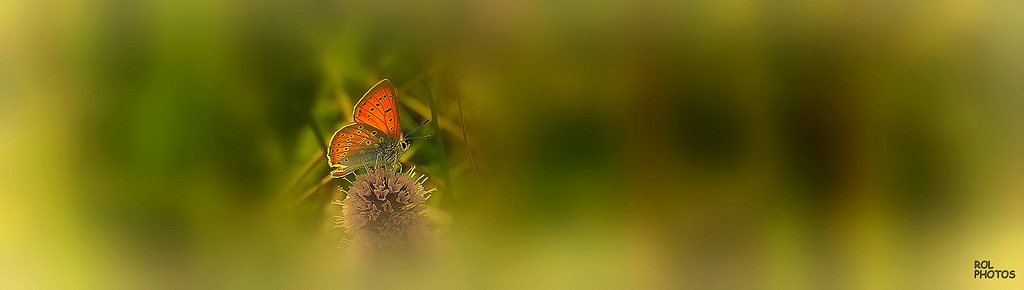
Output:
[[327, 123, 391, 173], [353, 79, 401, 139]]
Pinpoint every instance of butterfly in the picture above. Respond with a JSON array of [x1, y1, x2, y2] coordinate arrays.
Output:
[[327, 79, 429, 179]]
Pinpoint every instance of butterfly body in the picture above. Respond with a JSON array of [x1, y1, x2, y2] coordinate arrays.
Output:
[[328, 79, 412, 178]]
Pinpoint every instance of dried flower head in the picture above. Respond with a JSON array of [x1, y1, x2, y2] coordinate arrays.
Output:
[[334, 167, 434, 253]]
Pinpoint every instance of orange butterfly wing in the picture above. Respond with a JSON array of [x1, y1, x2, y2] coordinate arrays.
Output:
[[353, 79, 401, 139], [327, 123, 387, 169]]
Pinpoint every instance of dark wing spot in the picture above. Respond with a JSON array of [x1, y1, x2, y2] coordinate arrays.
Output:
[[384, 108, 392, 113], [358, 125, 363, 129], [343, 147, 348, 151], [370, 108, 375, 111], [375, 103, 380, 107], [388, 118, 393, 122], [371, 131, 377, 135], [389, 126, 394, 131]]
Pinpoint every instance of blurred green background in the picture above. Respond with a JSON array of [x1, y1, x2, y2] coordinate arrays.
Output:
[[3, 0, 1024, 288]]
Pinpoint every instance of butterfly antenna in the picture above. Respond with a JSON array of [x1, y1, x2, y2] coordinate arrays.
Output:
[[404, 119, 432, 140], [405, 134, 432, 140]]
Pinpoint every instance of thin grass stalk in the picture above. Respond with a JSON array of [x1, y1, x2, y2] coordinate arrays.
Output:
[[425, 70, 455, 209], [445, 62, 484, 194]]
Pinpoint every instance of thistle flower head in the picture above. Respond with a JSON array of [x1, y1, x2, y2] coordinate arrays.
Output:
[[335, 167, 434, 253]]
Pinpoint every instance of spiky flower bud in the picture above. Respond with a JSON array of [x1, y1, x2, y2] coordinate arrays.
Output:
[[334, 168, 434, 254]]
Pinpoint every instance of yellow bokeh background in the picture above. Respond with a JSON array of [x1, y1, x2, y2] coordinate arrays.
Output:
[[3, 0, 1024, 288]]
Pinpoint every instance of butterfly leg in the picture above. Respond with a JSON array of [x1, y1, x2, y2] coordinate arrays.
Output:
[[331, 168, 355, 179]]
